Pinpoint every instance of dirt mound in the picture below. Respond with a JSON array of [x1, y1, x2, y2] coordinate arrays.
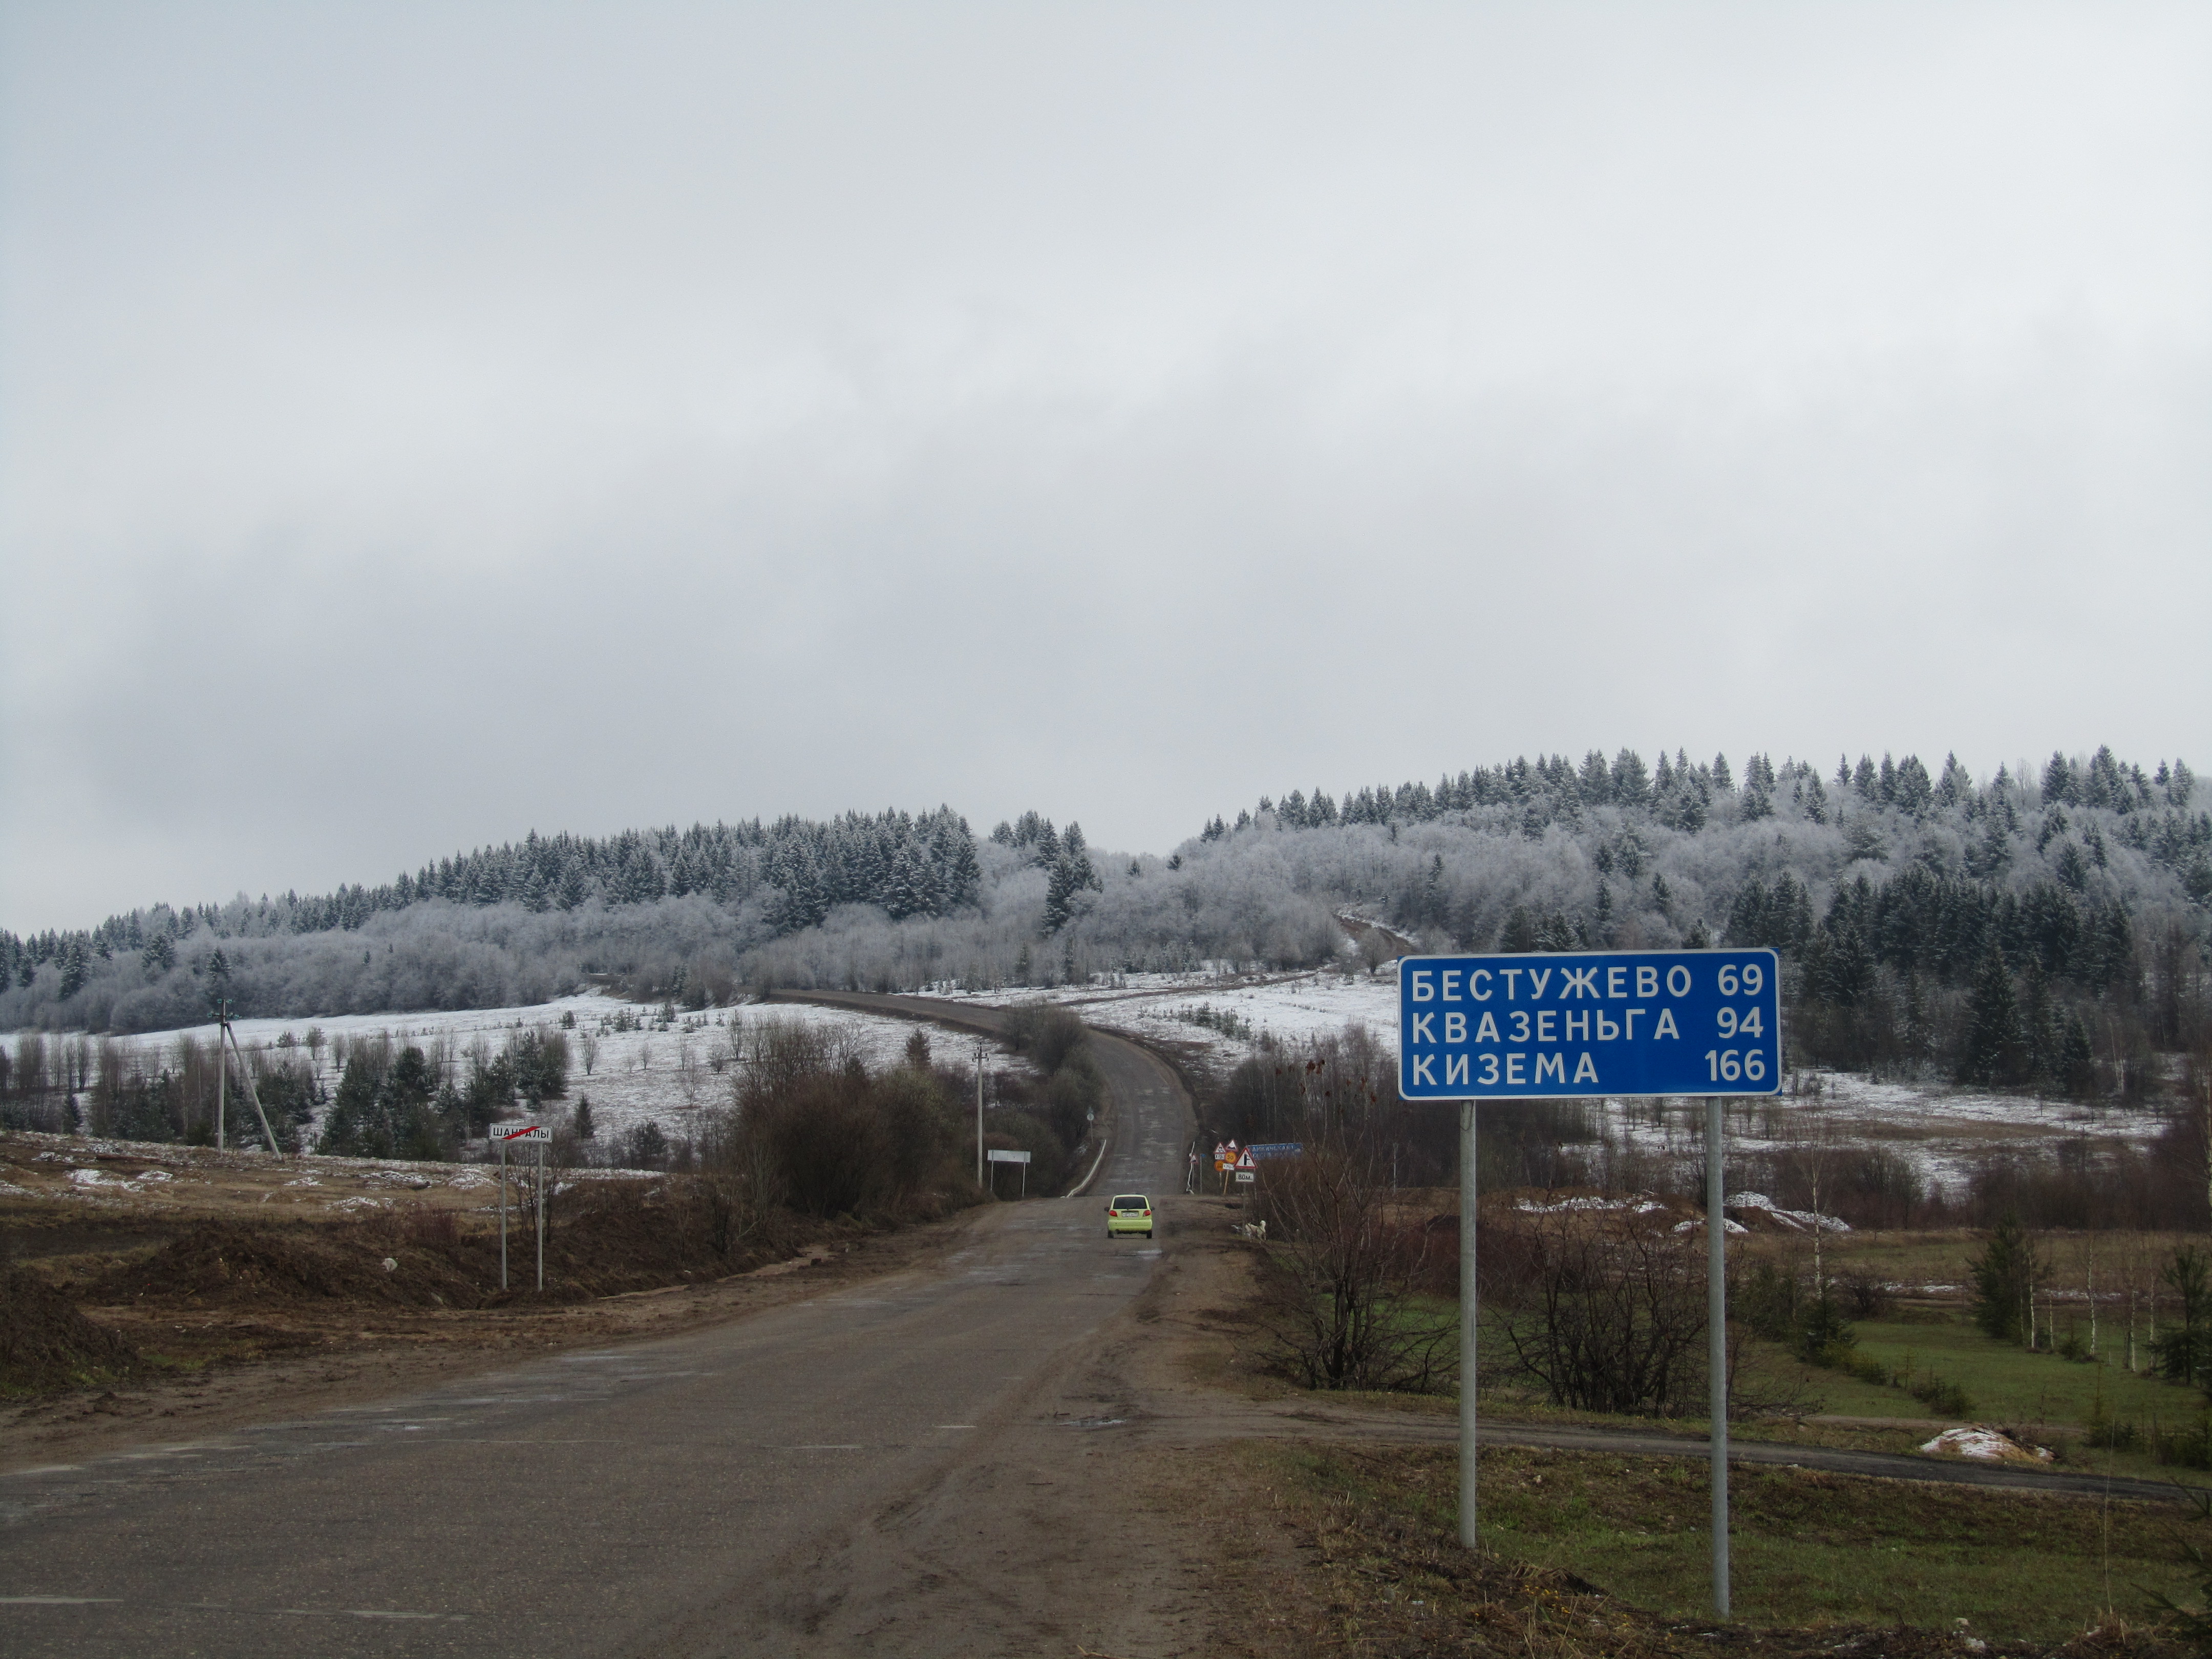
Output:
[[2, 1265, 139, 1390], [539, 1180, 805, 1297], [90, 1221, 487, 1311]]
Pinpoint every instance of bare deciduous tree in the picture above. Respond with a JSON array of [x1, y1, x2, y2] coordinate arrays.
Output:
[[1482, 1203, 1716, 1416], [1254, 1141, 1454, 1392]]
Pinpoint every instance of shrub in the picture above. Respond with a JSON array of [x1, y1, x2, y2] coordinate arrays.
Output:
[[1256, 1141, 1455, 1393]]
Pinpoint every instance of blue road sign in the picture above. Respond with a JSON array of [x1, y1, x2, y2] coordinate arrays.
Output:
[[1396, 948, 1781, 1099]]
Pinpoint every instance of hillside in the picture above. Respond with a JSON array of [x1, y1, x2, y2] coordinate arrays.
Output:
[[3, 748, 2205, 1095]]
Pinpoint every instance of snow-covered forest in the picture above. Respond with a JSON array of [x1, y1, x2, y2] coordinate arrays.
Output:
[[4, 748, 2206, 1094]]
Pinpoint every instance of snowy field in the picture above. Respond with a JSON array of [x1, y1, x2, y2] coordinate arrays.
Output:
[[12, 993, 995, 1152], [13, 968, 2172, 1192], [943, 966, 2174, 1196]]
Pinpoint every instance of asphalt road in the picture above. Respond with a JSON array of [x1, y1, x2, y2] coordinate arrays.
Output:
[[0, 1000, 1204, 1658]]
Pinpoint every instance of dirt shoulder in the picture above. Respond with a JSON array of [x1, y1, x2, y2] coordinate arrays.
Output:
[[1, 1125, 993, 1472]]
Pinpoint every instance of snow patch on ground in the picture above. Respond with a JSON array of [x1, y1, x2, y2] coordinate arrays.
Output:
[[18, 992, 999, 1152], [1920, 1427, 2052, 1462], [1725, 1192, 1851, 1233]]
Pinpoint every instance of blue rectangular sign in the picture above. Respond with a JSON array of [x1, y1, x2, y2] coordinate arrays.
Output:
[[1396, 949, 1781, 1099]]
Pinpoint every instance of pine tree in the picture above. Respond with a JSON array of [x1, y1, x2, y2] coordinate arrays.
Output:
[[1968, 1211, 2038, 1344], [1044, 860, 1077, 933], [2057, 1014, 2096, 1097], [1961, 945, 2026, 1086], [2042, 751, 2075, 805], [2019, 960, 2058, 1087], [574, 1095, 595, 1139], [58, 937, 92, 999], [2153, 1247, 2212, 1386], [1612, 749, 1650, 806], [1800, 772, 1828, 825]]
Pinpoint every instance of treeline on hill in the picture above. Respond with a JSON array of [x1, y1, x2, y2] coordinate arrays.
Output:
[[4, 748, 2206, 1081], [0, 806, 984, 1033]]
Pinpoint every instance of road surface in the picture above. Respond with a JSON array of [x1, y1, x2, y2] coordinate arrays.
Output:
[[0, 999, 1206, 1657]]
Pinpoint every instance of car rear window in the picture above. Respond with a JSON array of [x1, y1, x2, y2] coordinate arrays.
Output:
[[1112, 1196, 1147, 1209]]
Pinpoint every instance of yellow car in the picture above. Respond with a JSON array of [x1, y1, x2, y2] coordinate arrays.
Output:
[[1105, 1194, 1154, 1239]]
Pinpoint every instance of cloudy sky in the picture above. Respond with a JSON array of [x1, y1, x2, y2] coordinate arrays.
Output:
[[3, 3, 2206, 932]]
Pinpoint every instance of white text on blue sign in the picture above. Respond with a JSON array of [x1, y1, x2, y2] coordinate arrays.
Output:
[[1395, 949, 1781, 1099]]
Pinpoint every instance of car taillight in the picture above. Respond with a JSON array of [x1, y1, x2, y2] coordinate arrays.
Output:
[[1142, 1208, 1152, 1216]]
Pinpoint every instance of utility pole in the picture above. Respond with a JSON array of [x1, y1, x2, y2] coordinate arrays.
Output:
[[215, 998, 227, 1151], [214, 1001, 283, 1156]]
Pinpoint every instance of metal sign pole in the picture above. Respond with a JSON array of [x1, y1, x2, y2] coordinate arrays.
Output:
[[1707, 1095, 1731, 1617], [498, 1134, 508, 1292], [536, 1135, 546, 1292], [1459, 1099, 1478, 1548], [974, 1043, 986, 1190]]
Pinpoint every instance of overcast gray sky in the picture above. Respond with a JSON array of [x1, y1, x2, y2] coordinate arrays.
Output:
[[3, 3, 2207, 933]]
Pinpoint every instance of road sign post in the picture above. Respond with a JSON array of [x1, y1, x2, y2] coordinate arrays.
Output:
[[492, 1124, 550, 1292], [1707, 1094, 1730, 1616], [1398, 947, 1779, 1617], [987, 1146, 1031, 1199]]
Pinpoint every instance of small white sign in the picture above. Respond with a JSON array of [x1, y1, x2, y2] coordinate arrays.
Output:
[[493, 1124, 550, 1143], [1234, 1170, 1256, 1183], [986, 1148, 1032, 1164]]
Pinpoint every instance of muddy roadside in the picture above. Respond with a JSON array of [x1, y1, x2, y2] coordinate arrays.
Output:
[[1, 1127, 995, 1470]]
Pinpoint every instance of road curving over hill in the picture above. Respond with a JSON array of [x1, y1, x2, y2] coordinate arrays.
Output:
[[761, 988, 1191, 1199]]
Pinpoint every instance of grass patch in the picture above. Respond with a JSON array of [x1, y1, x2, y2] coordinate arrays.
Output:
[[1262, 1440, 2198, 1648], [1846, 1321, 2187, 1430]]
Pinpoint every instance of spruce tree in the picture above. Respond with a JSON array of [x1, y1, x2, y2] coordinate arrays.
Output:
[[2057, 1014, 2096, 1097], [1800, 772, 1828, 825], [1968, 1211, 2038, 1344], [2041, 751, 2074, 805], [1612, 749, 1650, 806], [2154, 1247, 2212, 1386], [1961, 945, 2026, 1086]]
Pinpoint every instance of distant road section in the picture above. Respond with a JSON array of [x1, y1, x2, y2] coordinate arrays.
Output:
[[763, 988, 1189, 1197]]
